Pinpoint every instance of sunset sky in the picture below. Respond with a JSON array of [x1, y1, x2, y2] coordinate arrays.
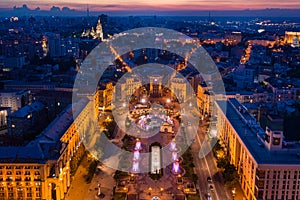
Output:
[[1, 0, 300, 11]]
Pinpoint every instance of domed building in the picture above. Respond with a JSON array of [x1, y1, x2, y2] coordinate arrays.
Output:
[[81, 18, 104, 41]]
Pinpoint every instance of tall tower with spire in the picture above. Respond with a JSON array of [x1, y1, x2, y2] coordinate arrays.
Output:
[[87, 4, 90, 17]]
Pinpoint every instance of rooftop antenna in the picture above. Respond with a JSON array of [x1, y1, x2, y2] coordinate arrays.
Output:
[[208, 11, 211, 23]]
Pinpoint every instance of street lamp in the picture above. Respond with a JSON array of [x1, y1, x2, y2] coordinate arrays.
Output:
[[232, 188, 236, 200], [97, 182, 101, 196], [160, 187, 164, 196]]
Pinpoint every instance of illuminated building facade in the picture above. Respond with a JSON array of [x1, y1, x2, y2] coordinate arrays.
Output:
[[121, 76, 141, 101], [197, 83, 211, 117], [215, 98, 300, 200], [170, 76, 187, 102], [99, 82, 115, 109], [149, 75, 163, 97], [81, 19, 104, 41], [0, 93, 97, 200], [285, 32, 300, 46], [0, 90, 30, 112]]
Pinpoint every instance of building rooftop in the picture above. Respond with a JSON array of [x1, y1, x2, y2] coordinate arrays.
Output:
[[0, 98, 89, 163], [0, 143, 45, 163], [10, 101, 45, 118], [0, 89, 27, 94], [216, 98, 300, 165]]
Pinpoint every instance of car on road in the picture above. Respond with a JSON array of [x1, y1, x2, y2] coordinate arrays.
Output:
[[207, 192, 212, 200], [207, 176, 212, 183], [209, 185, 214, 191]]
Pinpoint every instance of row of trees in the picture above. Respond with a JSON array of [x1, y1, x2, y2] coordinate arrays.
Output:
[[213, 140, 239, 189]]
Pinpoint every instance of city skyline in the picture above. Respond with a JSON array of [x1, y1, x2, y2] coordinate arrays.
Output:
[[1, 0, 300, 12], [0, 3, 300, 200]]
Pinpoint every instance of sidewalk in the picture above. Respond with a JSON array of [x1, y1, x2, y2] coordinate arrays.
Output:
[[84, 164, 116, 200], [65, 155, 92, 200], [65, 155, 116, 200]]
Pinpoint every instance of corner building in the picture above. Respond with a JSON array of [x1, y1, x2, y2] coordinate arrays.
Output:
[[215, 98, 300, 200], [0, 95, 96, 200]]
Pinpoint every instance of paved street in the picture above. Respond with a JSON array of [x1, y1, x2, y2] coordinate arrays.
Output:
[[190, 121, 230, 200], [188, 118, 246, 200]]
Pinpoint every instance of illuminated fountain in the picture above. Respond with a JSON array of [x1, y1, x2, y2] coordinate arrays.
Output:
[[170, 140, 178, 152], [132, 161, 140, 173], [131, 139, 141, 173], [135, 140, 142, 151], [133, 150, 140, 161], [171, 160, 181, 174], [172, 152, 178, 161], [169, 139, 184, 175]]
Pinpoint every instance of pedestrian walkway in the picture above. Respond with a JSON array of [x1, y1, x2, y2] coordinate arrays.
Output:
[[64, 153, 117, 200], [65, 155, 92, 200], [84, 164, 116, 200]]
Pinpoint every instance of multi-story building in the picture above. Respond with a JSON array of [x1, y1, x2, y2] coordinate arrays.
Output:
[[197, 83, 272, 117], [0, 90, 30, 112], [197, 83, 212, 117], [32, 90, 72, 120], [0, 96, 96, 200], [99, 82, 115, 109], [7, 101, 48, 139], [170, 75, 187, 102], [0, 107, 10, 129], [264, 78, 300, 102], [43, 33, 61, 58], [149, 75, 163, 97], [115, 75, 142, 102], [225, 31, 242, 45], [233, 64, 256, 89], [215, 98, 300, 200], [285, 32, 300, 46]]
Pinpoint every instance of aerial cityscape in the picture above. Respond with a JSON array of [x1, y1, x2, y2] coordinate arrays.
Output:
[[0, 1, 300, 200]]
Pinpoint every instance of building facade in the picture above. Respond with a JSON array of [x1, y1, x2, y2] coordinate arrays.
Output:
[[170, 76, 187, 103], [0, 90, 30, 112], [7, 101, 48, 139], [99, 82, 115, 109], [123, 76, 142, 101], [215, 98, 300, 200], [0, 93, 97, 200], [285, 32, 300, 45], [149, 75, 163, 97]]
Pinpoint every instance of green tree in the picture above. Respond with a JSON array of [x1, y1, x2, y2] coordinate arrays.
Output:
[[217, 157, 229, 169], [191, 174, 198, 184], [223, 164, 239, 189]]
